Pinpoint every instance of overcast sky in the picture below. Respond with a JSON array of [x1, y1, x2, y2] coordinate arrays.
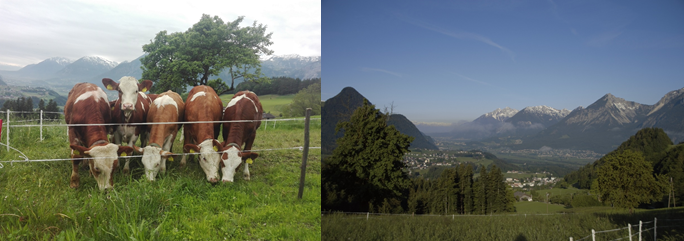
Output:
[[323, 0, 684, 123], [0, 0, 320, 68]]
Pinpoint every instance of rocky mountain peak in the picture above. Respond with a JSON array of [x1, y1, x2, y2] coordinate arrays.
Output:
[[482, 107, 518, 121]]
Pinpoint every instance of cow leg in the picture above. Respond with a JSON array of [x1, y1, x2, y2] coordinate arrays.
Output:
[[180, 126, 192, 167], [243, 132, 256, 181], [70, 158, 81, 188], [123, 134, 139, 173]]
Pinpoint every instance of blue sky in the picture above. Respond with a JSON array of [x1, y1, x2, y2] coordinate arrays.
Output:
[[322, 0, 684, 123]]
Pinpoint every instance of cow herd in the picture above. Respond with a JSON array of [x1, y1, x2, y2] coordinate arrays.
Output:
[[64, 76, 263, 190]]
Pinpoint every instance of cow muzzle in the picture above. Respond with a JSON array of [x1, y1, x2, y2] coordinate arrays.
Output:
[[122, 103, 135, 111]]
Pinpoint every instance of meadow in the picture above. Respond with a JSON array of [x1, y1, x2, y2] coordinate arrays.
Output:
[[219, 94, 294, 117], [0, 115, 321, 240], [322, 207, 684, 241]]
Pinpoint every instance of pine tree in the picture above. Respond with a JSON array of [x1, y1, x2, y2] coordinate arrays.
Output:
[[322, 99, 414, 212], [474, 166, 488, 214]]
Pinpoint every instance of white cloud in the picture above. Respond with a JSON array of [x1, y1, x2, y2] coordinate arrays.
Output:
[[0, 0, 320, 66]]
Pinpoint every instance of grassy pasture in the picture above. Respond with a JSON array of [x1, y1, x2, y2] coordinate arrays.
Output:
[[514, 201, 567, 214], [322, 207, 684, 241], [219, 94, 295, 117], [0, 117, 321, 240]]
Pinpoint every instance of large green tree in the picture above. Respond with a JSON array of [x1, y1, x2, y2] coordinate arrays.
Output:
[[141, 14, 273, 95], [282, 82, 321, 117], [322, 99, 414, 213], [597, 150, 667, 214]]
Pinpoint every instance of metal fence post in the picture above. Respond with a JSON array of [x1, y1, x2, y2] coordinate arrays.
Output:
[[654, 217, 657, 241], [6, 110, 9, 151], [297, 108, 311, 199], [40, 110, 43, 141], [592, 229, 595, 241], [639, 220, 642, 241], [629, 223, 632, 241]]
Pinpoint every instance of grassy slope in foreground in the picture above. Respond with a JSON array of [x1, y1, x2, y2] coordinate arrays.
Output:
[[0, 121, 321, 240], [322, 207, 684, 241]]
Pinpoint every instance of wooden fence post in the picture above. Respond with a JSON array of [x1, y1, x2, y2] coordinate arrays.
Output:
[[569, 237, 573, 241], [592, 229, 595, 241], [629, 223, 632, 241], [297, 108, 311, 199]]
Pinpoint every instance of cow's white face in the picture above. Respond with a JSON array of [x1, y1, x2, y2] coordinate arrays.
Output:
[[117, 77, 140, 113], [198, 140, 221, 183], [220, 146, 242, 183], [85, 143, 120, 190], [140, 146, 163, 181]]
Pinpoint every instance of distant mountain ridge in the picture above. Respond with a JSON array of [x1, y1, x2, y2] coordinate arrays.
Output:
[[506, 105, 570, 129], [0, 54, 321, 89], [322, 87, 438, 155], [517, 89, 684, 153]]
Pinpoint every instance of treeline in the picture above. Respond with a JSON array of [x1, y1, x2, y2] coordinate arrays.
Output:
[[234, 77, 320, 96], [563, 128, 683, 207], [408, 164, 515, 215], [1, 97, 60, 119]]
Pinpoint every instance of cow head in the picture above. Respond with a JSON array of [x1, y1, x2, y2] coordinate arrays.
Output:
[[70, 143, 133, 190], [102, 77, 153, 115], [134, 145, 174, 181], [219, 143, 258, 183], [184, 139, 222, 183]]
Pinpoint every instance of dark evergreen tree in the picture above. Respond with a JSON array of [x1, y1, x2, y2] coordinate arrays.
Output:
[[474, 166, 488, 214], [322, 99, 414, 213]]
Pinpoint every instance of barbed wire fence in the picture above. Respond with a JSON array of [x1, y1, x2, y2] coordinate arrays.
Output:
[[0, 109, 321, 197]]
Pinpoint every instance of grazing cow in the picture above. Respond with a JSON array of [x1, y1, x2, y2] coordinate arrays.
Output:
[[133, 91, 185, 181], [182, 85, 224, 183], [220, 91, 263, 182], [64, 83, 133, 190], [102, 76, 153, 173]]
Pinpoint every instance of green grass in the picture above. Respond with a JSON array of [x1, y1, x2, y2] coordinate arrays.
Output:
[[323, 207, 684, 241], [0, 118, 321, 240], [514, 201, 567, 214], [219, 94, 295, 117]]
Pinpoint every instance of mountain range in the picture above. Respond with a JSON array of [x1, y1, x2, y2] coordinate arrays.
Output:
[[438, 88, 684, 154], [0, 54, 321, 89], [322, 87, 439, 155]]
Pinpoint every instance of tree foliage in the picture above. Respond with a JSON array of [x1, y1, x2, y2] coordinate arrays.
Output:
[[2, 97, 60, 119], [141, 14, 273, 95], [322, 99, 413, 213], [282, 82, 321, 117], [597, 150, 667, 214], [235, 77, 320, 96]]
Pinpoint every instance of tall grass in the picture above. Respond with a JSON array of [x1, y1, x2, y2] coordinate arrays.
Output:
[[0, 116, 321, 240], [322, 207, 684, 241]]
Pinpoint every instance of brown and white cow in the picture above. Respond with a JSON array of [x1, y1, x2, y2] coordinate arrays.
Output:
[[102, 76, 153, 173], [133, 91, 185, 181], [220, 91, 263, 182], [64, 83, 133, 190], [181, 85, 224, 183]]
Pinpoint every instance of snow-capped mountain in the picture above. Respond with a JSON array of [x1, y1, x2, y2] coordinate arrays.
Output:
[[17, 57, 73, 78], [260, 54, 321, 80], [505, 105, 570, 128], [96, 54, 145, 82], [55, 56, 119, 84], [473, 107, 518, 124]]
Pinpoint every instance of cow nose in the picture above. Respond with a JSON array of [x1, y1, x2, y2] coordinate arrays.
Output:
[[122, 103, 134, 110], [209, 178, 218, 183]]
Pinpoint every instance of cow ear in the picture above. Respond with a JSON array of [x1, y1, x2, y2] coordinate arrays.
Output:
[[139, 80, 153, 92], [102, 78, 118, 91], [70, 145, 91, 157], [184, 144, 200, 154], [242, 152, 259, 161], [133, 146, 144, 154], [212, 139, 223, 152], [117, 146, 134, 157]]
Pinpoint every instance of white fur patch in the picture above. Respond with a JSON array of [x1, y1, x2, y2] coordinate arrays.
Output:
[[198, 139, 220, 182], [85, 143, 119, 190], [141, 145, 162, 181], [226, 94, 259, 113], [190, 91, 206, 102], [153, 95, 178, 113], [221, 146, 242, 182], [75, 89, 109, 104]]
